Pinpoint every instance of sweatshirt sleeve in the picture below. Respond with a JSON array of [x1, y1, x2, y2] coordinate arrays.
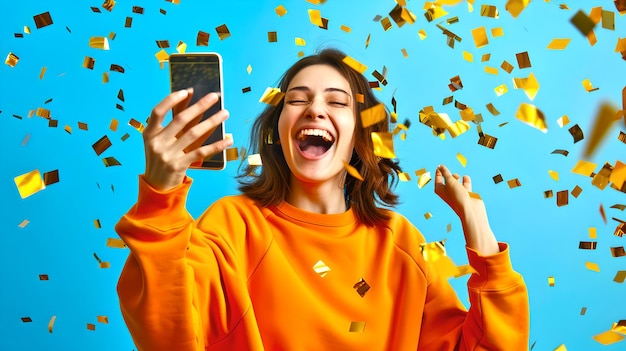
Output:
[[115, 176, 255, 351], [417, 243, 530, 351]]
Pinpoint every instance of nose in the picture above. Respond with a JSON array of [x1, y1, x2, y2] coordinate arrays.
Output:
[[305, 97, 327, 120]]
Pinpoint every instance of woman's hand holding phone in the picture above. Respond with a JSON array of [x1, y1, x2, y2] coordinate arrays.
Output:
[[142, 89, 233, 192]]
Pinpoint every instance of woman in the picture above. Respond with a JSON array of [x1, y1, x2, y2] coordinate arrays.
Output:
[[116, 48, 529, 350]]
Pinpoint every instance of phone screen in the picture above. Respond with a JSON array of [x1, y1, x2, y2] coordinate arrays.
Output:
[[169, 53, 225, 169]]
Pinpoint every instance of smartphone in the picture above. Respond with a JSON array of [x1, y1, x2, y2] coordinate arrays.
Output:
[[169, 52, 226, 170]]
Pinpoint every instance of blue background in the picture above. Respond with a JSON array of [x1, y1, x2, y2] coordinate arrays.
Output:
[[1, 1, 625, 350]]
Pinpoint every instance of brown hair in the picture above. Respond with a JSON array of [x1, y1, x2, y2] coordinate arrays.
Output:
[[238, 48, 401, 226]]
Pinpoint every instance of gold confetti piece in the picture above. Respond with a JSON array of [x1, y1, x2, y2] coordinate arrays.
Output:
[[600, 203, 608, 224], [480, 53, 491, 62], [106, 237, 127, 248], [342, 161, 364, 181], [420, 240, 447, 261], [275, 4, 287, 16], [39, 274, 49, 280], [21, 317, 32, 323], [580, 307, 587, 315], [215, 24, 230, 40], [34, 12, 53, 29], [499, 60, 514, 73], [225, 147, 239, 162], [39, 66, 46, 79], [14, 170, 46, 199], [97, 316, 109, 324], [103, 157, 121, 167], [494, 84, 508, 96], [507, 178, 522, 188], [587, 227, 597, 239], [5, 52, 19, 67], [401, 48, 408, 58], [195, 31, 209, 46], [64, 125, 72, 134], [557, 115, 570, 127], [129, 118, 145, 133], [471, 26, 489, 48], [579, 241, 597, 250], [570, 10, 596, 36], [480, 4, 499, 18], [259, 87, 284, 106], [516, 51, 531, 68], [447, 120, 471, 138], [615, 270, 626, 283], [418, 29, 427, 41], [547, 38, 571, 50], [491, 27, 504, 37], [83, 56, 95, 70], [121, 133, 130, 141], [583, 103, 620, 159], [548, 276, 555, 286], [505, 0, 530, 18], [342, 56, 367, 74], [24, 25, 31, 34], [267, 31, 278, 43], [100, 262, 111, 269], [571, 185, 583, 198], [94, 219, 101, 229], [572, 160, 597, 177], [132, 5, 144, 14], [456, 153, 467, 167], [92, 135, 112, 156], [398, 172, 411, 181], [313, 260, 330, 277], [371, 132, 395, 159], [424, 4, 449, 22], [89, 37, 110, 50], [611, 204, 626, 211], [295, 37, 306, 46], [586, 261, 600, 272], [308, 9, 323, 27], [610, 161, 626, 189], [513, 73, 540, 100], [462, 51, 474, 62], [515, 103, 547, 132], [176, 41, 187, 53], [417, 172, 432, 189], [18, 219, 29, 228], [349, 321, 366, 333], [424, 212, 433, 220], [611, 246, 626, 257], [124, 16, 132, 28], [247, 154, 262, 166], [556, 190, 568, 206], [485, 103, 500, 116], [43, 170, 59, 186], [48, 316, 56, 333], [460, 108, 476, 121], [87, 323, 96, 331], [593, 330, 625, 345], [361, 103, 387, 128], [582, 78, 599, 92], [102, 0, 115, 11], [544, 190, 553, 198], [379, 17, 392, 31], [568, 124, 584, 143], [493, 174, 503, 184], [548, 170, 559, 181], [553, 344, 567, 351], [353, 278, 370, 297], [102, 72, 109, 84]]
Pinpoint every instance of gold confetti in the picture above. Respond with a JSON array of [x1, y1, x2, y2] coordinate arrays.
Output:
[[106, 237, 127, 248], [418, 29, 427, 40], [102, 157, 121, 167], [480, 4, 499, 18], [92, 135, 112, 156], [585, 261, 600, 272], [589, 227, 597, 238], [583, 103, 620, 158], [34, 12, 53, 29], [611, 246, 626, 257], [593, 330, 624, 345], [275, 5, 287, 16], [507, 178, 522, 188], [548, 170, 559, 181], [568, 124, 584, 143], [361, 103, 387, 128], [5, 52, 19, 67], [343, 161, 364, 181], [215, 24, 230, 40], [353, 278, 370, 297], [48, 316, 56, 333], [102, 0, 115, 11], [39, 66, 46, 79], [97, 316, 109, 324], [611, 161, 626, 189], [417, 172, 432, 189], [471, 26, 489, 48], [572, 159, 596, 176], [18, 219, 29, 228], [247, 154, 262, 166], [259, 87, 284, 106], [89, 37, 110, 50], [513, 72, 540, 100], [424, 4, 449, 22], [570, 10, 596, 36], [447, 120, 471, 138], [341, 25, 351, 33], [515, 103, 547, 132], [580, 307, 587, 315], [14, 170, 46, 199], [557, 115, 570, 127], [308, 9, 323, 27], [579, 241, 596, 250], [582, 78, 599, 92], [505, 0, 530, 18], [492, 27, 504, 37], [493, 174, 504, 184], [349, 321, 366, 333], [100, 262, 111, 269], [615, 270, 626, 283], [39, 274, 49, 280], [516, 51, 531, 68], [94, 219, 101, 229], [380, 17, 392, 31], [456, 153, 467, 167], [371, 132, 395, 158], [87, 323, 96, 331], [342, 56, 367, 74], [295, 37, 306, 46], [424, 212, 433, 220], [544, 190, 553, 198], [313, 260, 330, 277], [553, 344, 567, 351], [267, 31, 277, 43], [397, 172, 411, 181], [21, 317, 32, 323], [494, 84, 508, 96], [571, 185, 583, 198], [196, 31, 209, 46], [175, 41, 187, 53], [129, 118, 145, 133], [547, 38, 571, 50], [24, 26, 31, 34], [501, 60, 514, 73], [401, 48, 408, 58], [548, 276, 555, 286]]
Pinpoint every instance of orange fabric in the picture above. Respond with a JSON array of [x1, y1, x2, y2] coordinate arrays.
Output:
[[116, 176, 530, 351]]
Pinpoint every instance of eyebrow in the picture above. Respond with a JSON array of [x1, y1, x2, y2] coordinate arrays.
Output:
[[286, 86, 351, 96]]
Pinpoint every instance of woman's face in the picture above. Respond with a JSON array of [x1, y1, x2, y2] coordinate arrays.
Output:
[[277, 64, 356, 186]]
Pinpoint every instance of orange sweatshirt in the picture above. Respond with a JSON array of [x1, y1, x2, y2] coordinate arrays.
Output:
[[116, 176, 529, 351]]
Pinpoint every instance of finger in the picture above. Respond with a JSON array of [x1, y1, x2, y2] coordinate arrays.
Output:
[[437, 164, 456, 183], [163, 92, 221, 141], [173, 109, 229, 151], [183, 137, 234, 165], [453, 173, 460, 181], [146, 89, 192, 136], [172, 87, 194, 116], [462, 175, 472, 192]]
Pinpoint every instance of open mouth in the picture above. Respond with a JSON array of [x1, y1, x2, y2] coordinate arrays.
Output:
[[296, 128, 335, 158]]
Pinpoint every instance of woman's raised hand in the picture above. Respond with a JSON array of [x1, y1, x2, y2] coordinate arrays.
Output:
[[142, 89, 233, 192]]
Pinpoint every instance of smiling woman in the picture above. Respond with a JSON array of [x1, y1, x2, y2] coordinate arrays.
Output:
[[115, 48, 529, 350]]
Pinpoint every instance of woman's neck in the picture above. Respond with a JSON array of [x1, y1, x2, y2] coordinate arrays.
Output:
[[286, 176, 347, 214]]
